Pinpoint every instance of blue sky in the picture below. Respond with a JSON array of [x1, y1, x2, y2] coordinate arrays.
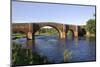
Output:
[[12, 1, 95, 25]]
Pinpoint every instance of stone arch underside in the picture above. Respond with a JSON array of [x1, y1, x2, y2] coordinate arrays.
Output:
[[65, 25, 78, 37], [33, 23, 66, 39], [34, 25, 60, 37], [66, 29, 74, 37]]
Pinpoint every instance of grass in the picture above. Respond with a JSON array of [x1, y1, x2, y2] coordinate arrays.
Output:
[[12, 33, 26, 39]]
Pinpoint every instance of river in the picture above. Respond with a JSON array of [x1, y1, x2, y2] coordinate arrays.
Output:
[[12, 35, 96, 65]]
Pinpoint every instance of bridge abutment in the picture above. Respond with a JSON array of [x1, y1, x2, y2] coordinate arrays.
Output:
[[74, 31, 78, 37], [74, 26, 78, 37], [59, 24, 66, 39], [27, 32, 33, 40], [60, 32, 66, 39]]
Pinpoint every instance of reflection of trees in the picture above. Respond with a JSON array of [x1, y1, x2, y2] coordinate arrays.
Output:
[[12, 43, 49, 66]]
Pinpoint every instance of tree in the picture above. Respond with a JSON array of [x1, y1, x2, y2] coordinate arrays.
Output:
[[86, 19, 96, 34]]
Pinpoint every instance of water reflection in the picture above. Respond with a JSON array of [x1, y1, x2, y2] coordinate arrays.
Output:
[[12, 36, 96, 66]]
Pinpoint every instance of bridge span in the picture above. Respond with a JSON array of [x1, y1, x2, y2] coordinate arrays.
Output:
[[12, 22, 88, 40]]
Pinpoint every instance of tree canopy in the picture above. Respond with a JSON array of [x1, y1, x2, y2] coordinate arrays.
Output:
[[86, 19, 96, 34]]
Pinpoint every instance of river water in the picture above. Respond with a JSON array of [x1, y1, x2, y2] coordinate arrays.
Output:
[[12, 35, 96, 65]]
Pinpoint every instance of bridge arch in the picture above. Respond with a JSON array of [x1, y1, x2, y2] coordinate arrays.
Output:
[[66, 29, 74, 38], [78, 28, 86, 36], [34, 25, 61, 38], [12, 23, 88, 40]]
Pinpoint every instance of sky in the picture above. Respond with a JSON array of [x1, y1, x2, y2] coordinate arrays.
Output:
[[12, 1, 95, 25]]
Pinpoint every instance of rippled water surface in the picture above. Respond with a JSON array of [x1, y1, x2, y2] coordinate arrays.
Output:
[[12, 35, 96, 65]]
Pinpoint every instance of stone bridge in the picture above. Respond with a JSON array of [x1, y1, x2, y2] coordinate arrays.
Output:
[[12, 22, 87, 40]]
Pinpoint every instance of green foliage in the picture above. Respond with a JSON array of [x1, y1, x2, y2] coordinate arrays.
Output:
[[12, 43, 49, 66], [35, 28, 59, 36], [67, 30, 73, 37], [86, 19, 96, 34], [12, 33, 26, 39]]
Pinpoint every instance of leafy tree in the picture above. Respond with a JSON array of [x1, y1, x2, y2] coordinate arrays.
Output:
[[86, 19, 96, 34]]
